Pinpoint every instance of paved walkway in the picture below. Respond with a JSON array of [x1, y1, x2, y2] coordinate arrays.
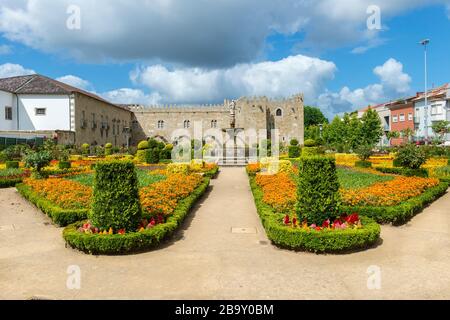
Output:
[[1, 167, 449, 299]]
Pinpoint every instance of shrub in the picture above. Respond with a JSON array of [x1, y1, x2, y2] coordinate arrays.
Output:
[[137, 140, 149, 150], [355, 144, 373, 161], [290, 138, 299, 146], [145, 148, 160, 164], [135, 150, 147, 163], [82, 143, 90, 156], [6, 161, 19, 169], [355, 160, 372, 168], [24, 150, 52, 177], [249, 177, 380, 253], [304, 139, 316, 147], [105, 143, 113, 156], [297, 156, 341, 225], [89, 161, 142, 232], [396, 144, 427, 169], [375, 167, 429, 178], [159, 148, 172, 160], [58, 161, 72, 169], [301, 147, 319, 157], [288, 146, 301, 158], [267, 160, 293, 174], [393, 158, 402, 167], [167, 163, 190, 175]]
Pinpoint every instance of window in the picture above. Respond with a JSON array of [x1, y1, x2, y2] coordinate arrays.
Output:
[[393, 115, 398, 123], [276, 108, 283, 117], [157, 120, 165, 129], [35, 108, 46, 116], [431, 105, 441, 115], [5, 106, 12, 120], [183, 120, 190, 128], [211, 120, 217, 128], [408, 113, 413, 121], [399, 113, 405, 122]]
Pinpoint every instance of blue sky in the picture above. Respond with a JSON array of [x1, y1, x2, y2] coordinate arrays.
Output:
[[0, 0, 449, 118]]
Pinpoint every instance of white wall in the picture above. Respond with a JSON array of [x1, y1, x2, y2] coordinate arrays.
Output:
[[0, 90, 16, 131], [414, 98, 448, 139], [18, 94, 71, 131]]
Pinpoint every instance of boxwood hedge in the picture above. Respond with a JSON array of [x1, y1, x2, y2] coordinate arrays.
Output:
[[341, 182, 449, 225], [16, 183, 88, 226], [249, 176, 380, 253], [375, 167, 428, 178], [0, 177, 24, 188], [63, 177, 210, 255]]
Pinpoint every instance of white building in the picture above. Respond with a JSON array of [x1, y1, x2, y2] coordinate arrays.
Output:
[[357, 103, 391, 147], [0, 74, 132, 146], [412, 83, 450, 143]]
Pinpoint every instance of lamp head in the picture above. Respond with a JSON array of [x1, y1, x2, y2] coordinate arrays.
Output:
[[419, 39, 430, 46]]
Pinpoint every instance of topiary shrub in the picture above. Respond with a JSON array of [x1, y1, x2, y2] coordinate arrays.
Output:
[[304, 139, 316, 147], [105, 143, 113, 156], [288, 146, 301, 158], [396, 144, 427, 169], [58, 161, 72, 169], [355, 160, 372, 168], [147, 138, 159, 150], [6, 161, 19, 169], [167, 163, 190, 175], [290, 138, 299, 146], [297, 156, 341, 225], [137, 140, 149, 150], [145, 148, 160, 164], [159, 148, 172, 160], [393, 158, 402, 168], [89, 161, 142, 232], [82, 143, 90, 156], [301, 147, 319, 157]]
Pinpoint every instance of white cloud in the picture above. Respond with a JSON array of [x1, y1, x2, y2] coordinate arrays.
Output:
[[100, 88, 161, 105], [0, 0, 447, 66], [0, 63, 35, 78], [0, 44, 12, 55], [132, 55, 336, 104], [56, 75, 91, 90], [316, 58, 411, 118]]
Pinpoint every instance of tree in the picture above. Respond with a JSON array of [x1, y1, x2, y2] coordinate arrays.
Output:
[[432, 120, 450, 142], [24, 150, 52, 178], [358, 109, 383, 147], [304, 106, 328, 127], [401, 128, 414, 143], [386, 131, 400, 141]]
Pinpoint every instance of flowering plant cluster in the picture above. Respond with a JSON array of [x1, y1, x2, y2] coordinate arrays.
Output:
[[77, 215, 166, 235], [246, 163, 261, 175], [341, 176, 439, 206], [283, 213, 362, 231], [255, 173, 296, 214], [24, 177, 92, 210], [140, 173, 203, 216]]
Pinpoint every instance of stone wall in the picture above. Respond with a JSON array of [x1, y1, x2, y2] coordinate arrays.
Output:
[[74, 93, 133, 147], [129, 94, 304, 146]]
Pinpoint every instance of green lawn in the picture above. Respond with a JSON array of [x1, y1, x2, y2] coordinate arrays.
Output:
[[67, 168, 166, 188], [0, 168, 24, 177], [336, 167, 394, 189]]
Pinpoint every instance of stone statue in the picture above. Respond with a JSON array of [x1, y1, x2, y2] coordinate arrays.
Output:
[[229, 100, 236, 128]]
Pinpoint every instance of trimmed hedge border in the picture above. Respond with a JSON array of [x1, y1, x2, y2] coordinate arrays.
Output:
[[375, 167, 428, 177], [16, 183, 88, 226], [203, 166, 219, 179], [248, 176, 381, 253], [62, 177, 210, 255], [0, 177, 24, 188], [341, 182, 449, 225]]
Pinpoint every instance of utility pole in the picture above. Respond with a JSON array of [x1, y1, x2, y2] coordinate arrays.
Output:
[[420, 39, 430, 145]]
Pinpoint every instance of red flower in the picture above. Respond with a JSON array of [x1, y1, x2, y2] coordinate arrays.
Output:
[[284, 215, 290, 225], [345, 213, 360, 225], [322, 219, 330, 228], [315, 226, 322, 231], [118, 229, 126, 235], [292, 217, 297, 227]]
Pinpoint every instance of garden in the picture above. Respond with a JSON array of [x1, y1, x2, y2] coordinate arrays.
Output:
[[0, 138, 218, 255]]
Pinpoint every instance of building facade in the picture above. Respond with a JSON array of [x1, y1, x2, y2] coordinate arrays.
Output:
[[1, 75, 305, 150], [130, 95, 305, 146], [0, 75, 132, 147], [386, 100, 415, 146]]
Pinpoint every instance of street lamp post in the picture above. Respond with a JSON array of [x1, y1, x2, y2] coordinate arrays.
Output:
[[420, 39, 430, 145]]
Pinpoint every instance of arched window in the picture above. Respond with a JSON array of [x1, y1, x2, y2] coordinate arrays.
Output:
[[211, 120, 217, 128], [184, 120, 191, 128], [276, 108, 283, 117], [157, 120, 164, 129]]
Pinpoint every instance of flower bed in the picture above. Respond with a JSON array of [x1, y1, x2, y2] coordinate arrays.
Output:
[[0, 168, 30, 188], [249, 176, 380, 253], [63, 177, 210, 255], [250, 167, 447, 225]]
